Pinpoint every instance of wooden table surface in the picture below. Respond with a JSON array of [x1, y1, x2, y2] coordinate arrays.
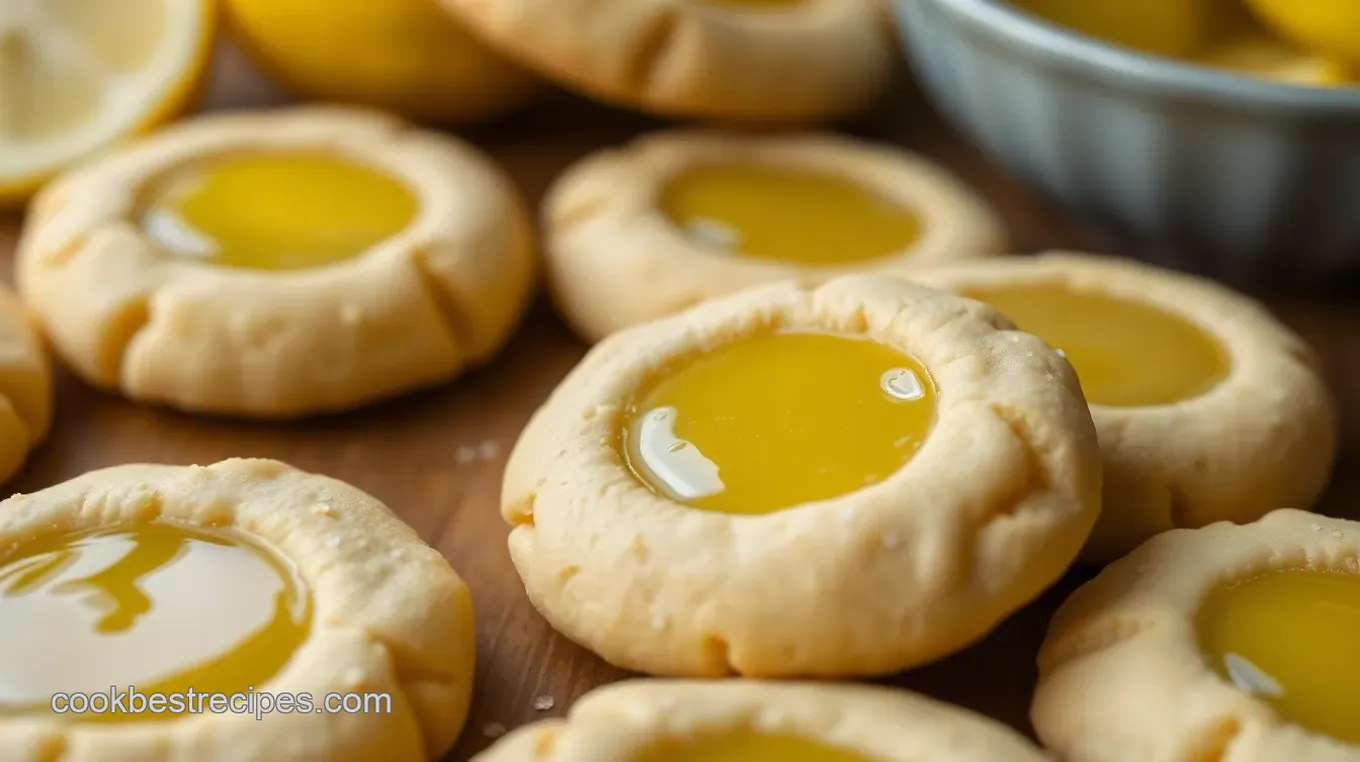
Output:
[[3, 48, 1360, 761]]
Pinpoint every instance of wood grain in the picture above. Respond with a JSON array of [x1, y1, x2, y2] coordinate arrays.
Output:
[[2, 48, 1358, 761]]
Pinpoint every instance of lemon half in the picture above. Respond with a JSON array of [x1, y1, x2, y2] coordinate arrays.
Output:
[[223, 0, 539, 124], [0, 0, 214, 207]]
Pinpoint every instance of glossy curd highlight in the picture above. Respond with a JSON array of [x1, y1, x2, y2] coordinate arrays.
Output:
[[965, 283, 1229, 407], [660, 163, 922, 265], [632, 730, 880, 762], [621, 331, 937, 515], [142, 151, 418, 270], [1196, 568, 1360, 744], [0, 522, 312, 721]]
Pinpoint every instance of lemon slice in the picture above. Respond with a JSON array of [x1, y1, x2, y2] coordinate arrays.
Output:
[[0, 0, 214, 206]]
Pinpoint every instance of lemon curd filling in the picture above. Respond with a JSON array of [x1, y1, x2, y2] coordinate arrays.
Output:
[[620, 331, 937, 515], [1011, 0, 1213, 57], [1192, 42, 1329, 85], [1013, 0, 1357, 86], [964, 283, 1229, 408], [1246, 0, 1360, 65], [1187, 20, 1352, 86], [659, 163, 923, 265], [1196, 568, 1360, 744], [141, 151, 418, 270], [0, 522, 312, 721], [632, 730, 879, 762]]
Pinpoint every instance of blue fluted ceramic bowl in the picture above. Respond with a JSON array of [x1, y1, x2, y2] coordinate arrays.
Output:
[[892, 0, 1360, 285]]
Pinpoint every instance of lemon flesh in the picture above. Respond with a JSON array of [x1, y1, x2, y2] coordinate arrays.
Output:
[[0, 0, 214, 206]]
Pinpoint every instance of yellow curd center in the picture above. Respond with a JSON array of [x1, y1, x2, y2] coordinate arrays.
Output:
[[964, 283, 1228, 408], [1196, 568, 1360, 744], [141, 151, 418, 270], [659, 163, 923, 265], [0, 522, 312, 721], [621, 331, 937, 516], [633, 730, 879, 762]]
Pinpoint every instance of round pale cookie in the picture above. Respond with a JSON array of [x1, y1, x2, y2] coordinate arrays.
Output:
[[544, 129, 1006, 343], [1033, 509, 1360, 762], [473, 679, 1051, 761], [436, 0, 895, 123], [909, 252, 1336, 564], [502, 274, 1101, 677], [0, 458, 474, 762], [16, 106, 535, 419], [0, 286, 52, 484]]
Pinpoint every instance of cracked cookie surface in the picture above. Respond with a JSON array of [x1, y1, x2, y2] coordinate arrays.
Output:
[[436, 0, 895, 123], [0, 458, 475, 762], [473, 679, 1051, 762], [1033, 509, 1360, 762], [911, 252, 1337, 564], [543, 129, 1006, 344], [15, 106, 535, 418], [501, 275, 1101, 677]]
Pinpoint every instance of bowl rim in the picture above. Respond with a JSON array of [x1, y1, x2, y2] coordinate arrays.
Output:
[[911, 0, 1360, 115]]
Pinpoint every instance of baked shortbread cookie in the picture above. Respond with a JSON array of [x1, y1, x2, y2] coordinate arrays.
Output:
[[16, 106, 535, 418], [1034, 509, 1360, 762], [544, 130, 1006, 343], [0, 458, 475, 762], [503, 275, 1101, 677], [911, 252, 1336, 564], [0, 286, 52, 484], [436, 0, 896, 123], [474, 679, 1051, 761]]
